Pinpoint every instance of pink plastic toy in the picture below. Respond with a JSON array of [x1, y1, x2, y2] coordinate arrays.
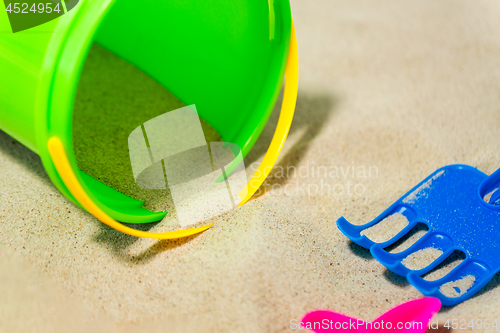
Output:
[[300, 297, 441, 332]]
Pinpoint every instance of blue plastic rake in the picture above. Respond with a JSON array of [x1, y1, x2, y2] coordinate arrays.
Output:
[[337, 165, 500, 306]]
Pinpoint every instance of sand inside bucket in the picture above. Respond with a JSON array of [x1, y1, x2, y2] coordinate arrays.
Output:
[[72, 44, 223, 213]]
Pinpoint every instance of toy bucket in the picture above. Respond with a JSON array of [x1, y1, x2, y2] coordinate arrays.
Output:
[[0, 0, 298, 239]]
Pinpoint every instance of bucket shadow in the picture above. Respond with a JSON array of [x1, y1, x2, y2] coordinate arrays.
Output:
[[244, 89, 338, 198], [0, 130, 52, 187], [93, 222, 202, 265]]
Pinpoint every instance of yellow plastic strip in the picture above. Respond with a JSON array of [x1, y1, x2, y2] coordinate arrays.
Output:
[[47, 137, 213, 239], [238, 20, 299, 205]]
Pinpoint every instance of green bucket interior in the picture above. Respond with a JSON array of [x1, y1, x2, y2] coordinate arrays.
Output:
[[69, 0, 291, 223]]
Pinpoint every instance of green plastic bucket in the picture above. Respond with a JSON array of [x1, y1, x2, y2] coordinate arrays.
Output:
[[0, 0, 298, 238]]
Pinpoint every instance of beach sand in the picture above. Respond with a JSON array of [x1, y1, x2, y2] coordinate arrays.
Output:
[[2, 0, 500, 332]]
